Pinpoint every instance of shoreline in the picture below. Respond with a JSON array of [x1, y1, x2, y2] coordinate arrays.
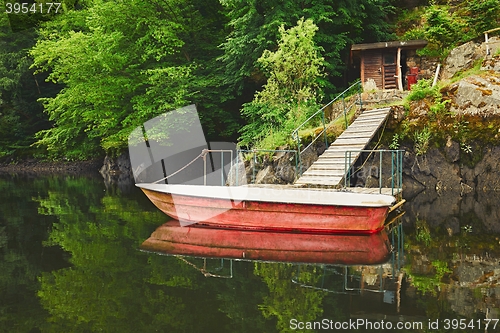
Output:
[[0, 158, 102, 175]]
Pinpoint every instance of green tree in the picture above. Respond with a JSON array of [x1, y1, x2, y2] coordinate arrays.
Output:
[[401, 1, 500, 57], [424, 5, 465, 50], [31, 0, 185, 159], [461, 0, 500, 38], [0, 10, 53, 159], [239, 18, 324, 148], [31, 0, 234, 160], [219, 0, 395, 97]]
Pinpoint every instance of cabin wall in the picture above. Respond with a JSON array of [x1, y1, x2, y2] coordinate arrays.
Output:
[[361, 50, 400, 90], [360, 49, 437, 91]]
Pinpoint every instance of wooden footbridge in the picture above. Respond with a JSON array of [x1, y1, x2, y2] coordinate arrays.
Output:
[[289, 81, 403, 197], [295, 107, 392, 187]]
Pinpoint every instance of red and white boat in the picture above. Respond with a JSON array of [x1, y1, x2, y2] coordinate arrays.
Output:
[[136, 183, 396, 234], [140, 220, 392, 265]]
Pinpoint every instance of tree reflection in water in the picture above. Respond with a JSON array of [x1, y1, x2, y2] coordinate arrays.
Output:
[[2, 174, 500, 332]]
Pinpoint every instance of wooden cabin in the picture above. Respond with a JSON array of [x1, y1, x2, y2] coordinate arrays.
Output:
[[351, 40, 428, 91]]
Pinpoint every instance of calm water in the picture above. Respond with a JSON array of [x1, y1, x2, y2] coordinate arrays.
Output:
[[1, 173, 500, 332]]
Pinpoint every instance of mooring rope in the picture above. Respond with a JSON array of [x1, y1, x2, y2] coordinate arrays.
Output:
[[152, 149, 208, 184]]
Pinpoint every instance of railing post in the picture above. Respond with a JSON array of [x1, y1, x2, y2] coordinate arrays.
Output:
[[253, 150, 256, 184], [400, 150, 403, 192], [344, 151, 348, 188], [322, 109, 328, 148], [343, 96, 347, 129], [220, 151, 224, 186], [295, 134, 302, 176], [203, 153, 207, 186], [396, 150, 399, 194], [236, 150, 239, 186], [294, 151, 298, 180], [379, 150, 382, 194], [358, 80, 363, 112], [349, 151, 352, 187], [391, 151, 394, 196]]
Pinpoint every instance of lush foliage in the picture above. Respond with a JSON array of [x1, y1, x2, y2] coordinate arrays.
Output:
[[219, 0, 395, 98], [406, 79, 440, 101], [0, 11, 53, 158], [239, 18, 324, 148], [401, 1, 500, 58], [461, 0, 500, 36], [0, 0, 408, 159], [30, 0, 232, 159]]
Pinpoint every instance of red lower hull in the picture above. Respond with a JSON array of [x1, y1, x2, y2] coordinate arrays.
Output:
[[141, 221, 392, 265], [141, 188, 390, 234]]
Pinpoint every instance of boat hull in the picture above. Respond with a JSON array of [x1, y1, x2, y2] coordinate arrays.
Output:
[[140, 187, 390, 234], [140, 221, 392, 265]]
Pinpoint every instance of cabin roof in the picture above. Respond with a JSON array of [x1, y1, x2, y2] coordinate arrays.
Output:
[[351, 40, 428, 52]]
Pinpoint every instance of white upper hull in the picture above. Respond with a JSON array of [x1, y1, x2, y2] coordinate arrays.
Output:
[[136, 184, 396, 208]]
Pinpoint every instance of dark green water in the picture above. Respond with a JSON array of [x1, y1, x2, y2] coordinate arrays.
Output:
[[1, 173, 500, 332]]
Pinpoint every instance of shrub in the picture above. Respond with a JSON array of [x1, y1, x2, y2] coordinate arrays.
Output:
[[407, 79, 439, 101], [461, 0, 500, 38], [414, 126, 431, 156], [239, 18, 324, 149]]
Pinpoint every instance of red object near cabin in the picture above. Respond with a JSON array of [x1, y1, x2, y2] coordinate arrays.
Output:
[[407, 66, 419, 90]]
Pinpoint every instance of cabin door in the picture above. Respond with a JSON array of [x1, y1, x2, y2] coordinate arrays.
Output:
[[382, 53, 397, 89]]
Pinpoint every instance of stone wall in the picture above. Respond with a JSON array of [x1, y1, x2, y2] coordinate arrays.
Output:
[[359, 142, 500, 194], [406, 51, 440, 81], [226, 142, 326, 186]]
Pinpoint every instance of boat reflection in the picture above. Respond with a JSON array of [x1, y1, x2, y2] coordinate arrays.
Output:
[[140, 217, 405, 266]]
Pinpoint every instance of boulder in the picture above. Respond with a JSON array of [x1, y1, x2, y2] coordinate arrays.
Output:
[[449, 75, 500, 115], [255, 165, 280, 184], [99, 153, 134, 192], [442, 41, 482, 80], [274, 151, 298, 183], [403, 148, 463, 191], [226, 160, 248, 186], [473, 146, 500, 191], [481, 55, 500, 71]]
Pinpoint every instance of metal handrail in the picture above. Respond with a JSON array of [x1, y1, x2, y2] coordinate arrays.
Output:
[[343, 149, 404, 196], [291, 80, 362, 175], [181, 148, 299, 186], [201, 149, 234, 186]]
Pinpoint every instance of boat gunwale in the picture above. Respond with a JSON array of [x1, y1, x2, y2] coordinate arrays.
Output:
[[136, 183, 396, 208]]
